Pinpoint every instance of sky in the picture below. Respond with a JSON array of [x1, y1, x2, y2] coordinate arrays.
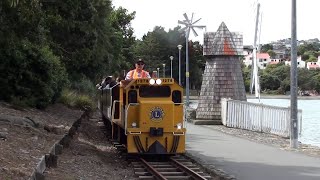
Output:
[[112, 0, 319, 45]]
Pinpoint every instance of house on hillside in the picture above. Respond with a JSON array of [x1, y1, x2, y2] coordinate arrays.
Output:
[[243, 45, 253, 56], [244, 53, 270, 69], [269, 59, 285, 65], [273, 48, 290, 59], [307, 62, 320, 70], [285, 56, 306, 68]]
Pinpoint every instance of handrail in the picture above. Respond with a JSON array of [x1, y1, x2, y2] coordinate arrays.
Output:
[[111, 100, 120, 123], [125, 103, 139, 135], [103, 83, 120, 118]]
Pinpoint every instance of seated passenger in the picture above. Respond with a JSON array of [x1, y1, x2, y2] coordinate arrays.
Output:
[[125, 59, 151, 80], [96, 76, 115, 90]]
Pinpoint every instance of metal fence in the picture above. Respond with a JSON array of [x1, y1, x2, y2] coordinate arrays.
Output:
[[221, 98, 302, 138]]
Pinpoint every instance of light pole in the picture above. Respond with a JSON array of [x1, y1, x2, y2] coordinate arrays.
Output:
[[162, 64, 166, 78], [170, 56, 174, 78], [290, 0, 298, 149], [177, 45, 183, 85], [157, 68, 160, 78]]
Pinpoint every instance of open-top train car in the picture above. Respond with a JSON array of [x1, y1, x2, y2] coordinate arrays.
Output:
[[97, 77, 186, 155]]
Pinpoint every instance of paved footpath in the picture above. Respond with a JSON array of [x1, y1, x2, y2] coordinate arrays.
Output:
[[185, 122, 320, 180]]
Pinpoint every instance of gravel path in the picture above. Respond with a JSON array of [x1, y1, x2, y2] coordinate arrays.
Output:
[[44, 112, 136, 180]]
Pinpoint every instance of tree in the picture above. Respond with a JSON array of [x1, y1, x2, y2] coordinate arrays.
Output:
[[6, 0, 38, 7], [108, 7, 136, 75], [263, 64, 290, 94], [133, 26, 173, 73], [301, 54, 310, 61], [267, 50, 276, 58], [311, 74, 320, 93], [260, 44, 273, 53], [43, 0, 115, 81], [260, 73, 281, 91], [298, 43, 320, 56], [0, 1, 68, 107], [189, 41, 205, 89], [297, 68, 313, 91]]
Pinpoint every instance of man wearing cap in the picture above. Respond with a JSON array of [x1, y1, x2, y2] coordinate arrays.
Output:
[[125, 59, 151, 80]]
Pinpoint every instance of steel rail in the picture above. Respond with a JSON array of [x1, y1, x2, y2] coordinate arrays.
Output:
[[140, 158, 167, 180], [170, 157, 207, 180]]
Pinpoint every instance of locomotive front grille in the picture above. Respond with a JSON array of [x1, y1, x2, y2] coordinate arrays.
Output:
[[149, 127, 163, 136]]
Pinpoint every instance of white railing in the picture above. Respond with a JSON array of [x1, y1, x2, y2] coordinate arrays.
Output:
[[221, 98, 302, 138]]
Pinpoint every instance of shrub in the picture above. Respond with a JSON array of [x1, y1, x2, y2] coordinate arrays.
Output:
[[73, 95, 94, 110], [59, 89, 94, 110], [71, 78, 96, 98], [0, 40, 68, 108]]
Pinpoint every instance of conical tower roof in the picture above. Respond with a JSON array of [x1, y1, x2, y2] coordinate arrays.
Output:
[[203, 22, 243, 56]]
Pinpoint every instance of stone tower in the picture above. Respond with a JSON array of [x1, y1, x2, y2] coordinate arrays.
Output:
[[194, 22, 247, 125]]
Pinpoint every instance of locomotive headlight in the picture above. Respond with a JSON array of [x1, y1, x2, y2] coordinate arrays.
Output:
[[177, 123, 182, 130], [156, 79, 162, 85], [131, 122, 137, 128], [149, 79, 155, 85]]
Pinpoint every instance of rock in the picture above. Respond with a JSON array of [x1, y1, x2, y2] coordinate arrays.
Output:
[[0, 115, 39, 127], [30, 136, 39, 142], [44, 125, 66, 135], [0, 132, 8, 140]]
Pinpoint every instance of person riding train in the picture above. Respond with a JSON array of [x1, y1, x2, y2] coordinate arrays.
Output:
[[125, 59, 151, 80]]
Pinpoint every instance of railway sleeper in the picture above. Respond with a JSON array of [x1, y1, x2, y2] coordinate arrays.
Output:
[[138, 175, 192, 180], [135, 167, 179, 172]]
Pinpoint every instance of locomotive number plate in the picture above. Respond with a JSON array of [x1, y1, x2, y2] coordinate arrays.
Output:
[[149, 107, 165, 122]]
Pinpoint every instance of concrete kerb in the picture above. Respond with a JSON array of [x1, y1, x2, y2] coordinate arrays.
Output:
[[183, 152, 236, 180], [29, 109, 90, 180]]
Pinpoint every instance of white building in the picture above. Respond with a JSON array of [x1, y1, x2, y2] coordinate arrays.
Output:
[[244, 53, 270, 69], [306, 62, 320, 70], [285, 56, 306, 68]]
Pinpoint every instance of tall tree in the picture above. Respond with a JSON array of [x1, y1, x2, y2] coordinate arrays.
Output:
[[260, 44, 273, 53], [0, 0, 67, 108], [43, 0, 114, 81], [108, 7, 136, 75]]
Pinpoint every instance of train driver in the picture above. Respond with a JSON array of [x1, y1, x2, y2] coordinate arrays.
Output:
[[125, 59, 151, 80]]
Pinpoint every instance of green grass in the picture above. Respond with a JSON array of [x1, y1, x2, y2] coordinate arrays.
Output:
[[59, 89, 94, 110]]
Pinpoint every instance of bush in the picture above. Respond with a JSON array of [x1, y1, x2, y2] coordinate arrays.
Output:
[[59, 89, 94, 110], [71, 78, 96, 97], [0, 40, 68, 108], [73, 95, 94, 110]]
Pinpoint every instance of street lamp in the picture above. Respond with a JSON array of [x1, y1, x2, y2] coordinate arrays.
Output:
[[162, 64, 166, 78], [177, 45, 183, 85], [170, 56, 174, 78], [157, 68, 160, 78]]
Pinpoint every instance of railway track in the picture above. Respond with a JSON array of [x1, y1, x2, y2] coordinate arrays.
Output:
[[132, 155, 212, 180], [101, 117, 213, 180]]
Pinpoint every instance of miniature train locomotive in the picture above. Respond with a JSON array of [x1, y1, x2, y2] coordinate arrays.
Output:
[[97, 77, 186, 155]]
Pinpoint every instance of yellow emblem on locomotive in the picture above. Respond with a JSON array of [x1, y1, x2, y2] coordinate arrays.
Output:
[[149, 107, 165, 122]]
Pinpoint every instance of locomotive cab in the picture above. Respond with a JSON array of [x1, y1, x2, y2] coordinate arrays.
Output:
[[102, 78, 186, 155]]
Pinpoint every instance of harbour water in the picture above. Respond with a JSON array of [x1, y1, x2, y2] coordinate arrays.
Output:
[[189, 99, 320, 147]]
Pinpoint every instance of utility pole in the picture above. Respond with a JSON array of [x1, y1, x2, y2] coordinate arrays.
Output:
[[177, 45, 183, 85], [157, 68, 160, 78], [290, 0, 298, 149], [170, 56, 174, 78], [251, 3, 261, 100], [162, 64, 166, 78]]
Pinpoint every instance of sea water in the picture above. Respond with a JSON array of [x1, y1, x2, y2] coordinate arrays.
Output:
[[189, 99, 320, 147]]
